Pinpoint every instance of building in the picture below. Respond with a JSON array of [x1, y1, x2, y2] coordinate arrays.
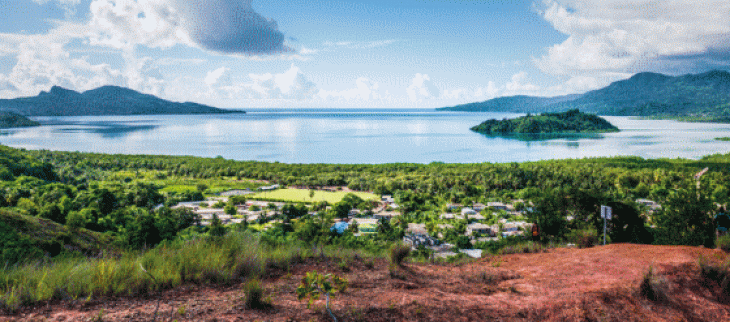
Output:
[[374, 211, 400, 220], [406, 223, 428, 235], [487, 202, 508, 211], [472, 203, 486, 212], [446, 203, 462, 211], [258, 184, 280, 191], [219, 189, 253, 196], [461, 207, 477, 216], [466, 223, 497, 237]]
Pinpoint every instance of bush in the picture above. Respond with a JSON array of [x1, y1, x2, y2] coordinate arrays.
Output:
[[717, 234, 730, 252], [639, 266, 668, 302], [243, 279, 270, 309], [389, 243, 411, 266], [567, 229, 599, 248], [699, 255, 729, 284]]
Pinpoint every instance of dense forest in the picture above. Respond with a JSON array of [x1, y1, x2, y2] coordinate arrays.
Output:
[[470, 109, 619, 135], [439, 70, 730, 121], [1, 145, 729, 309]]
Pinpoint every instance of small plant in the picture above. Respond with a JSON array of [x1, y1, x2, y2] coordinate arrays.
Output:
[[177, 304, 186, 316], [296, 271, 348, 322], [91, 309, 105, 322], [389, 243, 411, 266], [717, 234, 730, 252], [364, 258, 374, 269], [699, 255, 729, 284], [243, 279, 271, 309], [338, 259, 350, 272], [639, 266, 668, 302]]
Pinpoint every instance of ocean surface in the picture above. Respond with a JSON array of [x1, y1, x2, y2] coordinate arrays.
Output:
[[2, 109, 730, 164]]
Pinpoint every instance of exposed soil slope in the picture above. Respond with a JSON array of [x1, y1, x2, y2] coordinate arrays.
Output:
[[4, 244, 730, 321]]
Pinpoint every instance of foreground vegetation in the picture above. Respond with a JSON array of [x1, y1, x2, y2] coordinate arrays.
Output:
[[2, 144, 730, 310]]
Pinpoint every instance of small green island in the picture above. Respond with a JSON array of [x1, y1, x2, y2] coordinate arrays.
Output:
[[470, 109, 619, 136], [0, 111, 40, 129]]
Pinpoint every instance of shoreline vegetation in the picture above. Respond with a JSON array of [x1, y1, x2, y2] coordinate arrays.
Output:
[[1, 145, 730, 313], [470, 109, 619, 137], [0, 111, 40, 129]]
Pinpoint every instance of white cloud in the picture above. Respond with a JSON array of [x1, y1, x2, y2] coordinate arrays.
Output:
[[407, 73, 440, 102], [318, 77, 387, 102], [204, 67, 229, 87], [535, 0, 730, 76], [88, 0, 289, 55], [504, 72, 540, 95]]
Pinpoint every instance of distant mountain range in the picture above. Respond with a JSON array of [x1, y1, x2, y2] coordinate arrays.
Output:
[[0, 86, 243, 116], [438, 70, 730, 120]]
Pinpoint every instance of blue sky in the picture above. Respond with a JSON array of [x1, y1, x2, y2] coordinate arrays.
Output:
[[0, 0, 729, 108]]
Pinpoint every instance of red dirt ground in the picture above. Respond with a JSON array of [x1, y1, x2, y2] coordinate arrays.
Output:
[[3, 244, 730, 321]]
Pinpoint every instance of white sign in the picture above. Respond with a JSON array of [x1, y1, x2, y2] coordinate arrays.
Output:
[[601, 205, 612, 220]]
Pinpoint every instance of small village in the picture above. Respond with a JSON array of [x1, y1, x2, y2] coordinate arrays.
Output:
[[170, 185, 664, 260]]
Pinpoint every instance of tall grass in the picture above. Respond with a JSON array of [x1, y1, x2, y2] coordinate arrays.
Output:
[[0, 232, 314, 311]]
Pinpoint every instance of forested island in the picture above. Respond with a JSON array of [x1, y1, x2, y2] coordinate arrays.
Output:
[[0, 85, 243, 116], [470, 109, 619, 135], [0, 111, 40, 128], [439, 70, 730, 122], [1, 145, 729, 319]]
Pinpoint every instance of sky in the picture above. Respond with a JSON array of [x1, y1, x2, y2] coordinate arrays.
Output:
[[0, 0, 728, 109]]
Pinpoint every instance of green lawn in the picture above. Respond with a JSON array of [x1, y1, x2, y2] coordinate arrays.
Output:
[[248, 188, 379, 204]]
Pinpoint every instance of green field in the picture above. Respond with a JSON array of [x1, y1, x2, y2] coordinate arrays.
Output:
[[248, 188, 379, 204]]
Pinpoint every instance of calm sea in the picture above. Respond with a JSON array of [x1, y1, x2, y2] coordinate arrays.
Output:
[[2, 109, 730, 164]]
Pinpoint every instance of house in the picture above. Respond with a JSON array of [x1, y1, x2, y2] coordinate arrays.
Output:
[[446, 203, 462, 211], [403, 234, 440, 248], [472, 203, 486, 211], [636, 199, 661, 211], [487, 202, 508, 211], [461, 207, 477, 216], [219, 189, 253, 196], [374, 211, 400, 220], [381, 195, 395, 203], [348, 209, 361, 217], [466, 223, 497, 237], [467, 214, 486, 221], [258, 184, 280, 191], [406, 223, 428, 235], [440, 213, 456, 220]]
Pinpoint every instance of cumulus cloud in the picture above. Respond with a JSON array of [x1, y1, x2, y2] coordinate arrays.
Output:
[[535, 0, 730, 76], [318, 77, 387, 102], [504, 72, 540, 95], [88, 0, 288, 55], [407, 73, 440, 102]]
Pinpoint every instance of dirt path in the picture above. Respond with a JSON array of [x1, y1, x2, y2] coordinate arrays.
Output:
[[4, 244, 730, 321]]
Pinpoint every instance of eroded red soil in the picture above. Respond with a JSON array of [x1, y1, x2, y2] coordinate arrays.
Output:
[[4, 244, 730, 321]]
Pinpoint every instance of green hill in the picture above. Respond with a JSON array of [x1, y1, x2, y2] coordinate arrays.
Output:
[[0, 85, 245, 116], [0, 111, 40, 128], [0, 209, 117, 264], [470, 109, 619, 137], [439, 70, 730, 121]]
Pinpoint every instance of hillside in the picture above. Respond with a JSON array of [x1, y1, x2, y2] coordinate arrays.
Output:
[[470, 109, 619, 136], [0, 209, 117, 264], [5, 244, 728, 321], [0, 85, 244, 116], [0, 111, 39, 128], [439, 70, 730, 120]]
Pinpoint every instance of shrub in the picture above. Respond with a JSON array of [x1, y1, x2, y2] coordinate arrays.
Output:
[[243, 279, 270, 309], [699, 255, 729, 284], [639, 266, 668, 302], [389, 243, 411, 266], [567, 229, 599, 248], [717, 234, 730, 252]]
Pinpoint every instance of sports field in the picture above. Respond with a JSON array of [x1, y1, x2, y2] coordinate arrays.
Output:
[[248, 188, 379, 204]]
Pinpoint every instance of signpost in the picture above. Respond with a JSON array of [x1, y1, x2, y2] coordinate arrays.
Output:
[[601, 205, 612, 245]]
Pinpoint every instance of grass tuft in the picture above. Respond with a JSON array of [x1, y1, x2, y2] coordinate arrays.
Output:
[[389, 243, 411, 267], [639, 266, 669, 302]]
